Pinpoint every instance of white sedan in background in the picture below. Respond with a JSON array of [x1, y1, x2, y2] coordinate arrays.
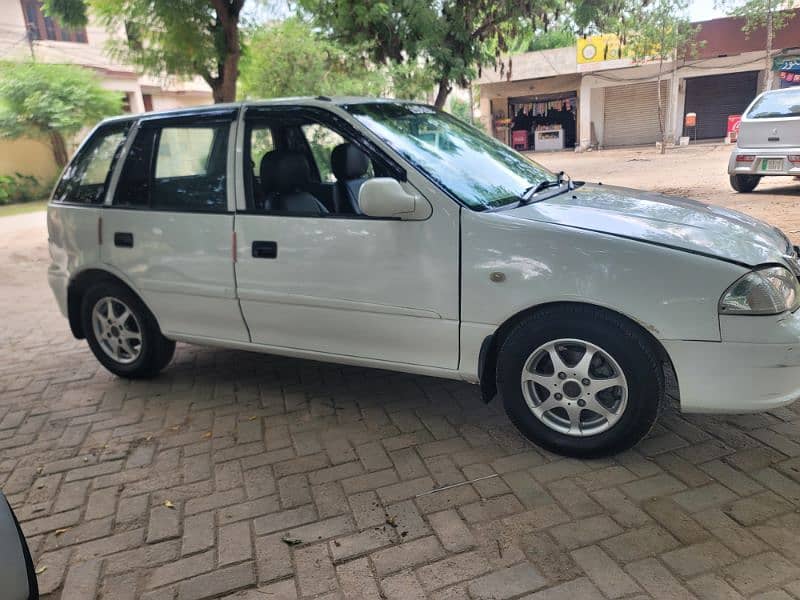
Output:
[[729, 86, 800, 192]]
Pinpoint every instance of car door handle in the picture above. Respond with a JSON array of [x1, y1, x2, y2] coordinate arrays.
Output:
[[114, 232, 134, 248], [252, 241, 277, 259]]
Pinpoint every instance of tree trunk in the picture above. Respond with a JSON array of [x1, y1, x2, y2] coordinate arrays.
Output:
[[210, 0, 242, 103], [433, 77, 452, 110], [657, 60, 666, 155], [666, 49, 678, 149], [764, 8, 774, 92], [49, 130, 69, 169]]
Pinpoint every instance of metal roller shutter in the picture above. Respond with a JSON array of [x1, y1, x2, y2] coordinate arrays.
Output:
[[683, 71, 759, 139], [603, 80, 669, 147]]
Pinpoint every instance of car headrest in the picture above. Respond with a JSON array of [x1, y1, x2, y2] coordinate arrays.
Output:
[[259, 150, 282, 196], [260, 151, 311, 194], [331, 143, 369, 181]]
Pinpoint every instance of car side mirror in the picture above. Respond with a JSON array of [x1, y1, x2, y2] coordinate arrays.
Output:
[[358, 178, 429, 220], [0, 493, 39, 600]]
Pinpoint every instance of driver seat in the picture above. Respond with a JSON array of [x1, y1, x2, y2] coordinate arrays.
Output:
[[260, 150, 328, 215]]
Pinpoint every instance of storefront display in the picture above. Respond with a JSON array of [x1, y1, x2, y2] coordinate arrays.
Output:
[[506, 93, 577, 151], [534, 126, 564, 151]]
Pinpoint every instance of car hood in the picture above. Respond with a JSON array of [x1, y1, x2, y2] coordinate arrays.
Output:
[[508, 183, 792, 266]]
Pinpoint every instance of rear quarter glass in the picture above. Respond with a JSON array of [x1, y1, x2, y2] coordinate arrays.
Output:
[[53, 122, 131, 205]]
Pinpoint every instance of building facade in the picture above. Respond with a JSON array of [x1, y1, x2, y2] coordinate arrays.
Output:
[[0, 0, 212, 181], [477, 11, 800, 152]]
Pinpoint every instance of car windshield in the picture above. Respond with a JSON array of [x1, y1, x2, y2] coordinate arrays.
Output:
[[344, 102, 554, 210], [746, 89, 800, 119]]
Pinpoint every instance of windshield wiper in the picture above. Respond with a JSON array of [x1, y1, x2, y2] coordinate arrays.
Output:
[[519, 171, 570, 205]]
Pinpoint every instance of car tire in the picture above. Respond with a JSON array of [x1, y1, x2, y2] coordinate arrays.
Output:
[[81, 281, 175, 378], [496, 305, 664, 457], [730, 174, 760, 193]]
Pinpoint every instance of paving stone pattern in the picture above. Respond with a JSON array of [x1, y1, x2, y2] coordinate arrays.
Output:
[[4, 218, 800, 599]]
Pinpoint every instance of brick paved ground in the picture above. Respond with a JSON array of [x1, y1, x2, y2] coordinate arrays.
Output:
[[4, 212, 800, 599]]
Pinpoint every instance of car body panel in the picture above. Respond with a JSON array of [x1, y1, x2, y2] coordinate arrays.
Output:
[[99, 209, 249, 341], [460, 207, 747, 342], [47, 204, 101, 317], [234, 202, 460, 368], [507, 183, 791, 266]]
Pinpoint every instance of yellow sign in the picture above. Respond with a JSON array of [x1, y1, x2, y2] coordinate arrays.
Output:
[[577, 34, 623, 64]]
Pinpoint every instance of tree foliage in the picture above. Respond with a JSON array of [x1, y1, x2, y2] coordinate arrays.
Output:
[[0, 61, 120, 167], [240, 19, 382, 99], [44, 0, 247, 103], [509, 26, 576, 53], [239, 18, 434, 101], [297, 0, 567, 108]]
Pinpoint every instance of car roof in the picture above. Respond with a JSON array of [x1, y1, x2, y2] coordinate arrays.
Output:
[[99, 96, 419, 126]]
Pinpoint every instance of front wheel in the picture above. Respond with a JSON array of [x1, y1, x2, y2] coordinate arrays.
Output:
[[496, 305, 663, 457], [81, 281, 175, 378], [730, 174, 760, 193]]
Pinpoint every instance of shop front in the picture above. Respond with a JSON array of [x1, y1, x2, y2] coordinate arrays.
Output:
[[775, 56, 800, 88], [506, 92, 577, 152], [682, 71, 759, 140]]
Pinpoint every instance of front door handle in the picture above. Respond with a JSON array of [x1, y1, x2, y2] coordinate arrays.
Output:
[[114, 232, 134, 248], [252, 241, 277, 259]]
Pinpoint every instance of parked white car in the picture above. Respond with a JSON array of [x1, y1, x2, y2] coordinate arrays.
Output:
[[728, 86, 800, 192], [48, 98, 800, 456]]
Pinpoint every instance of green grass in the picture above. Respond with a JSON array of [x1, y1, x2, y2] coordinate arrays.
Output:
[[0, 199, 48, 217]]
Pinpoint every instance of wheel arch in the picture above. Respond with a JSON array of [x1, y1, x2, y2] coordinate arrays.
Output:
[[478, 301, 679, 406], [67, 268, 159, 339]]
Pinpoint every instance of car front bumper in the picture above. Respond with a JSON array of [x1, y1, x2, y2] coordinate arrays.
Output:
[[728, 146, 800, 176], [664, 310, 800, 413]]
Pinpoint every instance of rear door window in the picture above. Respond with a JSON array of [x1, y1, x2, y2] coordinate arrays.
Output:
[[52, 123, 129, 204], [113, 119, 230, 212]]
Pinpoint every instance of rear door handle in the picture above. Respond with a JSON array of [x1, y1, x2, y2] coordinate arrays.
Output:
[[114, 232, 134, 248], [252, 241, 277, 259]]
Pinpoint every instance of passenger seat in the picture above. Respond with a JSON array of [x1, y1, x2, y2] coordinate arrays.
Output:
[[331, 143, 370, 214]]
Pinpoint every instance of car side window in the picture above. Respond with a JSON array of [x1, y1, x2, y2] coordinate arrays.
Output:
[[302, 124, 347, 182], [244, 115, 382, 217], [114, 121, 229, 212], [52, 123, 129, 204]]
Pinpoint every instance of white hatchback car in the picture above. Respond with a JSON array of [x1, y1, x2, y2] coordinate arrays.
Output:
[[48, 98, 800, 456], [728, 86, 800, 192]]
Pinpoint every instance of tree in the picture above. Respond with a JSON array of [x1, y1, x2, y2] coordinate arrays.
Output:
[[0, 62, 120, 167], [239, 19, 387, 99], [626, 0, 700, 153], [718, 0, 797, 91], [44, 0, 247, 103], [297, 0, 565, 109]]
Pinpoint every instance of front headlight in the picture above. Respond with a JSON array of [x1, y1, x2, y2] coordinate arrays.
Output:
[[719, 266, 800, 315]]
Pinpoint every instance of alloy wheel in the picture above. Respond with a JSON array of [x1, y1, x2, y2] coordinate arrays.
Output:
[[520, 338, 628, 437], [91, 296, 143, 365]]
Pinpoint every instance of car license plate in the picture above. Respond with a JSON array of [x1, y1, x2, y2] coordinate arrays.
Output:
[[762, 158, 783, 171]]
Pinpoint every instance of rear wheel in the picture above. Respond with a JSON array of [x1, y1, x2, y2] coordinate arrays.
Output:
[[730, 174, 760, 193], [496, 305, 663, 457], [81, 281, 175, 378]]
